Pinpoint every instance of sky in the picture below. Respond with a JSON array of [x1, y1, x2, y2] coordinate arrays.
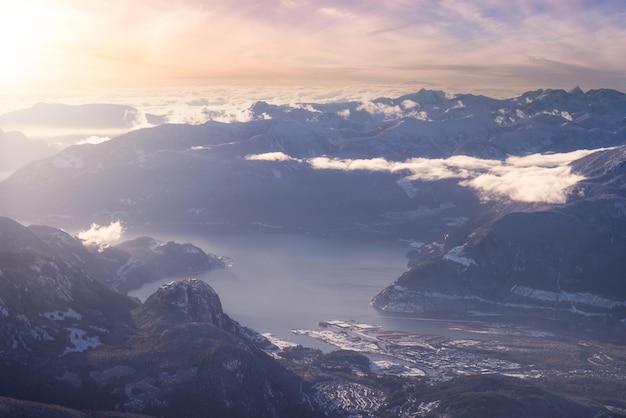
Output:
[[0, 0, 625, 97]]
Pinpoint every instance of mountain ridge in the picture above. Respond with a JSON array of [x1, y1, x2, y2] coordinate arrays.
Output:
[[0, 216, 315, 417]]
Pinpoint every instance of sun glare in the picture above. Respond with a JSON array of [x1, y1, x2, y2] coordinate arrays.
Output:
[[0, 3, 56, 88]]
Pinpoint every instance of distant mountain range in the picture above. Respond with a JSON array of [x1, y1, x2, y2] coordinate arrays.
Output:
[[1, 88, 626, 326], [0, 129, 55, 173], [0, 103, 166, 148], [3, 88, 624, 231]]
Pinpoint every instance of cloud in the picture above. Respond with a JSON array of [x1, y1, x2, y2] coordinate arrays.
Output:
[[457, 149, 605, 203], [245, 152, 302, 162], [504, 149, 603, 168], [77, 221, 124, 250], [356, 101, 404, 119], [247, 148, 606, 204], [3, 0, 624, 94], [0, 84, 438, 146], [75, 135, 110, 145], [401, 99, 419, 110], [308, 154, 500, 181], [461, 166, 584, 204], [337, 109, 351, 119], [246, 151, 302, 162], [309, 156, 396, 172], [316, 7, 354, 20]]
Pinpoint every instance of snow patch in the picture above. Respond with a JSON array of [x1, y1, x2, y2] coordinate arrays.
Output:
[[62, 327, 102, 355], [443, 245, 477, 267], [31, 258, 44, 273], [396, 178, 417, 198], [369, 359, 426, 377], [510, 285, 626, 309], [292, 329, 380, 352], [224, 359, 241, 372], [183, 245, 202, 254], [416, 400, 441, 416], [43, 308, 82, 321]]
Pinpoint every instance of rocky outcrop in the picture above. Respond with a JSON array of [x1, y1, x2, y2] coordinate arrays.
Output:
[[133, 278, 232, 332], [0, 217, 314, 417]]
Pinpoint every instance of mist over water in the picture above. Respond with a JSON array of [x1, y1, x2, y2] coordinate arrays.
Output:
[[129, 232, 479, 346]]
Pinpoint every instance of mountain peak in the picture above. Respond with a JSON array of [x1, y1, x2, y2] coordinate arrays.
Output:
[[569, 86, 584, 95], [136, 279, 230, 331], [153, 278, 221, 311], [0, 217, 49, 253]]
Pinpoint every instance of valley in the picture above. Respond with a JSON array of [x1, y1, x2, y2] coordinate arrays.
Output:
[[1, 87, 626, 417], [277, 317, 626, 416], [0, 0, 624, 414]]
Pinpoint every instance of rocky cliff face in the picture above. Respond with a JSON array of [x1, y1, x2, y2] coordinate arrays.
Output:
[[0, 219, 137, 361], [133, 278, 231, 332], [0, 218, 314, 417]]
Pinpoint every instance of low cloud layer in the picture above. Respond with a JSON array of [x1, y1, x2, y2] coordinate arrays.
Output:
[[247, 149, 604, 204], [75, 135, 111, 145], [246, 152, 302, 162], [78, 221, 124, 250]]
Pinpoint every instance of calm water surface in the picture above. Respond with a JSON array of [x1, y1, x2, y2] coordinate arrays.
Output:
[[129, 232, 479, 347]]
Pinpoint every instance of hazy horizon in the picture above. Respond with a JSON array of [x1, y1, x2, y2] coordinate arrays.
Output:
[[2, 83, 621, 141]]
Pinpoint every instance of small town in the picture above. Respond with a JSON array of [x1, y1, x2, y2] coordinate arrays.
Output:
[[280, 318, 626, 416]]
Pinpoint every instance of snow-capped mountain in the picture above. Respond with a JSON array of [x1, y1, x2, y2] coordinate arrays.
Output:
[[1, 86, 626, 415], [1, 87, 625, 322], [5, 88, 623, 237]]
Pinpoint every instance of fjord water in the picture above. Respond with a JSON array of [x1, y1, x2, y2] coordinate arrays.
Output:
[[129, 232, 471, 345]]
